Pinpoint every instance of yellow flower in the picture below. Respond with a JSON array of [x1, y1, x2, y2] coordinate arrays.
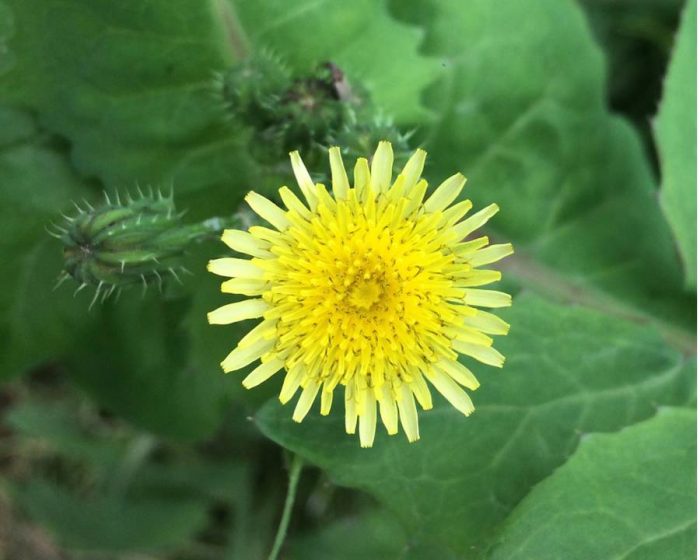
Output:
[[208, 142, 513, 447]]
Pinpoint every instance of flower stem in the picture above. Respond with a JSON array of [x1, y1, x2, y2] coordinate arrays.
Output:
[[267, 453, 304, 560]]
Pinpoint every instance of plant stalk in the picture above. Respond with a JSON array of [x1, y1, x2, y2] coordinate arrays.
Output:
[[267, 453, 304, 560]]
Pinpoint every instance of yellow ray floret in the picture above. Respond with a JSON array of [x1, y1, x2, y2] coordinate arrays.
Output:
[[208, 142, 513, 447]]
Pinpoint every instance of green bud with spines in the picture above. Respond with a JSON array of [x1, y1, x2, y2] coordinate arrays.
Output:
[[215, 53, 373, 167], [53, 188, 235, 306], [328, 110, 416, 175], [215, 49, 292, 131]]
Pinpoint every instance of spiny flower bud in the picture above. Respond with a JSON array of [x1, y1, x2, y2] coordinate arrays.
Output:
[[266, 62, 357, 160], [329, 111, 415, 174], [51, 188, 233, 307], [214, 54, 366, 167], [215, 50, 291, 130]]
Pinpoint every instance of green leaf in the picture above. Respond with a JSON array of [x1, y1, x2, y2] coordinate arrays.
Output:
[[0, 106, 99, 379], [65, 281, 232, 441], [0, 0, 258, 209], [488, 408, 696, 560], [396, 0, 694, 333], [0, 0, 438, 207], [655, 0, 697, 288], [257, 296, 695, 557], [14, 479, 208, 553]]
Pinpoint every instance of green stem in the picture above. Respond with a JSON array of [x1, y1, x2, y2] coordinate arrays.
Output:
[[267, 454, 304, 560]]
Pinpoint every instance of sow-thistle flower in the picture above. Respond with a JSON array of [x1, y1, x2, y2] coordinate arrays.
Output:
[[208, 142, 513, 447]]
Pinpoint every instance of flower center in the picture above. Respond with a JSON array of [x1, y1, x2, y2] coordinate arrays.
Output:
[[348, 278, 382, 309]]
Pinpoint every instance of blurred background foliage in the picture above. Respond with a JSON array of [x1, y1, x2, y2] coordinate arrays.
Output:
[[0, 0, 695, 559]]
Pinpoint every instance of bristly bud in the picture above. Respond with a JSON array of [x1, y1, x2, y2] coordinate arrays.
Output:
[[216, 53, 371, 167], [328, 110, 416, 174], [264, 62, 360, 161], [55, 188, 234, 305], [217, 49, 292, 130]]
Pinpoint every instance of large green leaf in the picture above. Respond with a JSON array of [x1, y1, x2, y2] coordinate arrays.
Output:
[[0, 107, 99, 379], [64, 270, 233, 441], [257, 296, 695, 557], [0, 0, 437, 206], [394, 0, 694, 334], [0, 0, 257, 209], [655, 0, 697, 288], [488, 408, 696, 560]]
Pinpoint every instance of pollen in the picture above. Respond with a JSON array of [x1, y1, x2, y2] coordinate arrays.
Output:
[[208, 142, 513, 447]]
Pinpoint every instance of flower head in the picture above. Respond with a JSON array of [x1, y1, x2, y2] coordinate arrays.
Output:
[[208, 142, 513, 447]]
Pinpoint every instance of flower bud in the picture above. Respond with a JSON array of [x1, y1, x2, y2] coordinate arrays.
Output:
[[329, 111, 415, 174], [53, 189, 231, 306], [215, 55, 368, 167]]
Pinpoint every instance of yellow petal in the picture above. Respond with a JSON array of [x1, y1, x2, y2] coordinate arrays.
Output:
[[245, 191, 290, 231], [242, 358, 285, 388], [468, 244, 514, 267], [441, 199, 473, 227], [293, 379, 321, 422], [207, 258, 263, 279], [370, 141, 393, 193], [435, 359, 480, 390], [404, 179, 428, 216], [453, 340, 505, 367], [329, 147, 350, 200], [320, 386, 334, 416], [397, 383, 419, 442], [456, 269, 502, 287], [400, 148, 426, 190], [279, 365, 304, 404], [454, 236, 490, 256], [453, 203, 499, 239], [463, 310, 511, 335], [207, 299, 269, 325], [345, 383, 358, 435], [358, 389, 377, 448], [221, 277, 267, 296], [464, 288, 512, 308], [424, 173, 466, 213], [222, 230, 271, 258], [354, 157, 370, 199], [237, 318, 277, 348], [279, 186, 311, 218], [377, 383, 398, 435], [410, 374, 433, 411], [290, 151, 317, 209], [221, 337, 273, 373], [426, 368, 475, 416]]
